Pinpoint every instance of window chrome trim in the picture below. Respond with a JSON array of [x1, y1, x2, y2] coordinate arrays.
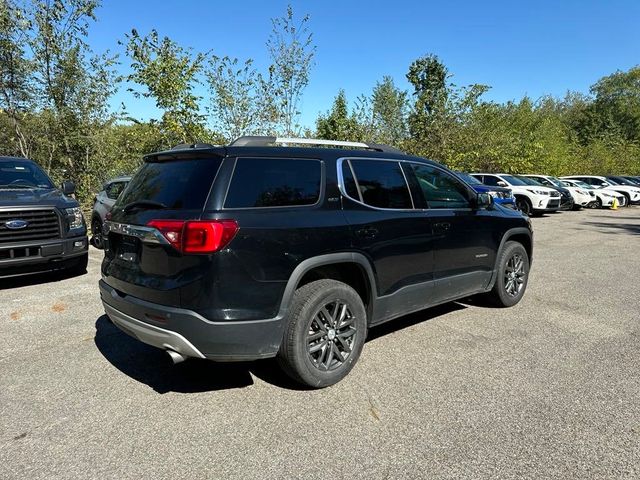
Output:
[[336, 157, 416, 212]]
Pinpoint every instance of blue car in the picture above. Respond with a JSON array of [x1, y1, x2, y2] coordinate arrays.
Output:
[[456, 172, 516, 208]]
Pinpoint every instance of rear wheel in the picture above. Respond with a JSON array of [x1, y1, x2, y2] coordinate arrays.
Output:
[[277, 279, 367, 388], [92, 218, 104, 249], [595, 197, 603, 209], [486, 241, 529, 308]]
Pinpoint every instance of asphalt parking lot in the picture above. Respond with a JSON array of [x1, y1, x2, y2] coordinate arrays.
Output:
[[1, 208, 639, 479]]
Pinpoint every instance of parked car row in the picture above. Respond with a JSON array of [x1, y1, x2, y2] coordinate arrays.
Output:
[[457, 172, 640, 216]]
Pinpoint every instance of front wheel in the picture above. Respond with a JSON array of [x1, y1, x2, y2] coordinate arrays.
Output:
[[486, 241, 530, 308], [621, 193, 631, 207], [515, 197, 532, 216], [277, 279, 367, 388]]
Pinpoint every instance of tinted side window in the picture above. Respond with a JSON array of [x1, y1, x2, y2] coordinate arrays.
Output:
[[535, 177, 553, 186], [410, 164, 471, 209], [482, 175, 500, 186], [348, 159, 413, 209], [225, 158, 321, 208]]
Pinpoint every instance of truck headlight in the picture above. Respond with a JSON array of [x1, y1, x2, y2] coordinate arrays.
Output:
[[533, 189, 549, 195], [65, 207, 85, 231]]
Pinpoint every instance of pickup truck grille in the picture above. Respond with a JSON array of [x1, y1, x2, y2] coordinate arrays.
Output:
[[0, 209, 61, 244]]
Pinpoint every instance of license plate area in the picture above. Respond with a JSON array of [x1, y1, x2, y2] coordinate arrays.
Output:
[[115, 235, 140, 263]]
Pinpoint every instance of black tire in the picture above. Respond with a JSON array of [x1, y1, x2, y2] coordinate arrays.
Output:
[[485, 241, 530, 308], [277, 279, 367, 388], [92, 218, 104, 249], [621, 193, 631, 207], [515, 196, 532, 216], [595, 197, 603, 209]]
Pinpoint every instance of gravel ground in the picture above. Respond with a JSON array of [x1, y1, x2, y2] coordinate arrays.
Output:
[[1, 207, 639, 479]]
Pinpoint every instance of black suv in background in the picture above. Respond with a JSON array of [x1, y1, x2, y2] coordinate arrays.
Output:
[[100, 137, 533, 387], [1, 157, 88, 278]]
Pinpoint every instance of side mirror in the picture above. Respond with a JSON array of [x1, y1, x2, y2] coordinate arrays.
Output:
[[476, 192, 493, 209], [497, 181, 507, 187], [61, 180, 75, 195]]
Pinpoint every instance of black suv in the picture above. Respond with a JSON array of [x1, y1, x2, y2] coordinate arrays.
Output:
[[100, 137, 533, 387], [1, 157, 88, 278]]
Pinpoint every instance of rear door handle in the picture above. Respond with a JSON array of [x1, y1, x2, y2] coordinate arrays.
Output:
[[433, 222, 451, 234], [355, 226, 379, 239]]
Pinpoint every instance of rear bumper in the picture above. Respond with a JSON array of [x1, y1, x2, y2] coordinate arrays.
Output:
[[99, 280, 284, 361], [0, 236, 88, 277]]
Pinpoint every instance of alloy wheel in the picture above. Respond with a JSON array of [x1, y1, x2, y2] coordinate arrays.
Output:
[[504, 253, 526, 297], [307, 300, 357, 371]]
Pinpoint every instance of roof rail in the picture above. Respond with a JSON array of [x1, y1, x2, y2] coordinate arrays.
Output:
[[171, 142, 218, 150], [228, 136, 403, 154]]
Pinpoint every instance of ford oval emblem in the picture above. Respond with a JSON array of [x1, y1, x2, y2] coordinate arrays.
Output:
[[5, 219, 29, 230]]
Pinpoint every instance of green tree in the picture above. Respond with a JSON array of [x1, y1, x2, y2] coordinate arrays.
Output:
[[0, 0, 33, 157], [370, 76, 408, 145], [316, 90, 362, 141], [590, 66, 640, 143], [266, 5, 315, 136], [26, 0, 118, 201], [206, 56, 272, 142], [123, 28, 208, 144], [406, 54, 488, 162]]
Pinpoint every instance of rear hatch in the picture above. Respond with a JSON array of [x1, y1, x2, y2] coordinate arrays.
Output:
[[102, 153, 225, 306]]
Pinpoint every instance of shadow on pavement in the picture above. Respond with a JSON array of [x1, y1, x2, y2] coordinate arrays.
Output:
[[95, 301, 470, 393], [367, 302, 467, 342], [0, 267, 87, 290], [580, 221, 640, 235], [94, 315, 309, 393]]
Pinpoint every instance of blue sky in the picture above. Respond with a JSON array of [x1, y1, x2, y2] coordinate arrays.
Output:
[[89, 0, 640, 129]]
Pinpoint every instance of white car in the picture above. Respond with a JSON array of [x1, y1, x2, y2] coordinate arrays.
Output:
[[560, 179, 624, 208], [523, 174, 594, 209], [561, 175, 640, 206], [471, 173, 561, 216]]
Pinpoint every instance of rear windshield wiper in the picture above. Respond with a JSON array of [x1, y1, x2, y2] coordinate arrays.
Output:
[[122, 200, 168, 213]]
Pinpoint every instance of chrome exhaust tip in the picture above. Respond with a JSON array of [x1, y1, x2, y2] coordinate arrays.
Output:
[[167, 349, 186, 364]]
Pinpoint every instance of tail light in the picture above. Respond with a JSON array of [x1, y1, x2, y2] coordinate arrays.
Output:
[[146, 219, 238, 254]]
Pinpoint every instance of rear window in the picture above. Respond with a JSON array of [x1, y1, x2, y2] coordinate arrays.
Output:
[[117, 158, 222, 210], [225, 158, 322, 208]]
